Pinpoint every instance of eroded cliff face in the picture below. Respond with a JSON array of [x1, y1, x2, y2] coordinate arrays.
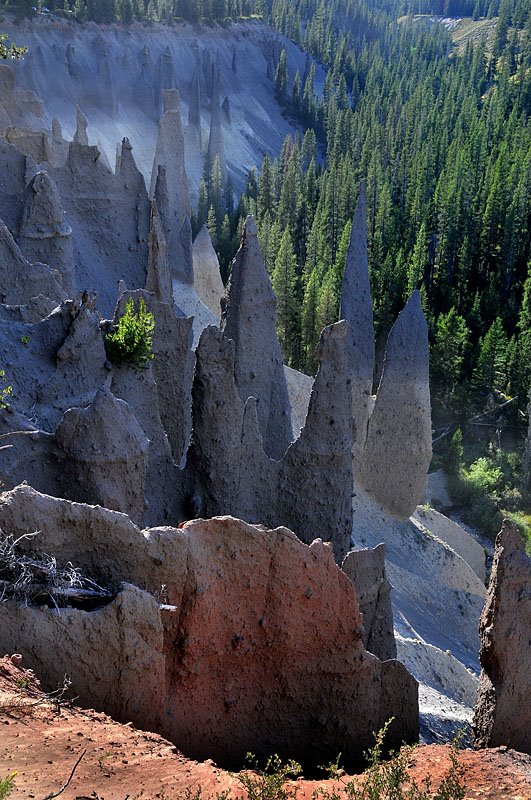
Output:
[[2, 17, 323, 199]]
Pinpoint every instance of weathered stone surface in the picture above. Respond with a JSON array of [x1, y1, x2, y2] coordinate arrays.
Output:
[[4, 126, 52, 164], [114, 288, 194, 467], [0, 496, 419, 769], [17, 171, 75, 295], [0, 64, 44, 132], [146, 200, 173, 304], [473, 520, 531, 755], [413, 506, 485, 582], [340, 183, 374, 457], [0, 584, 166, 736], [150, 90, 192, 283], [186, 326, 272, 522], [36, 295, 108, 430], [73, 105, 88, 145], [342, 543, 397, 661], [0, 218, 67, 307], [279, 321, 354, 563], [207, 61, 226, 179], [51, 140, 149, 315], [188, 62, 202, 150], [360, 290, 432, 518], [221, 216, 292, 460], [55, 388, 149, 523], [154, 47, 176, 117], [191, 224, 224, 315]]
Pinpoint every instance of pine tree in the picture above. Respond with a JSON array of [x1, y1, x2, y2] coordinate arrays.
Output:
[[472, 317, 510, 392], [431, 307, 469, 399], [272, 228, 300, 366], [275, 49, 288, 103]]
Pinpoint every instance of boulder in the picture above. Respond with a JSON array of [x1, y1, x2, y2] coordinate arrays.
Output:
[[473, 520, 531, 755]]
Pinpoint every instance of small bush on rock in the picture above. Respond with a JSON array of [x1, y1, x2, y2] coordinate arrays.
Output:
[[0, 773, 16, 800], [104, 297, 154, 370]]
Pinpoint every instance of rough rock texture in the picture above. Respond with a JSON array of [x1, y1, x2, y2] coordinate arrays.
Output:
[[0, 64, 44, 133], [49, 138, 150, 315], [111, 363, 182, 526], [207, 61, 226, 180], [54, 388, 149, 523], [473, 521, 531, 755], [413, 506, 485, 581], [186, 325, 271, 522], [73, 104, 88, 145], [0, 218, 67, 307], [278, 321, 354, 562], [360, 291, 432, 518], [146, 199, 173, 304], [192, 224, 225, 315], [221, 217, 292, 460], [114, 288, 194, 467], [149, 89, 192, 282], [35, 295, 108, 430], [17, 170, 75, 295], [342, 543, 397, 661], [0, 497, 419, 769], [284, 364, 313, 436], [188, 322, 354, 562], [339, 184, 375, 458], [0, 584, 166, 736]]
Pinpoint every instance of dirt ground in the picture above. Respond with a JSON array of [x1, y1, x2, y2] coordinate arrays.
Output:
[[0, 656, 529, 800]]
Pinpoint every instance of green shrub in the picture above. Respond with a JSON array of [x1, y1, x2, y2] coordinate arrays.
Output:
[[0, 773, 16, 800], [104, 297, 155, 370], [314, 721, 465, 800], [237, 753, 302, 800], [0, 369, 12, 410], [503, 511, 531, 555]]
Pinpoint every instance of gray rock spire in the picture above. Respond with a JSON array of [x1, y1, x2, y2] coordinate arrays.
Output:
[[340, 183, 375, 457], [55, 387, 149, 524], [360, 290, 432, 517], [188, 62, 202, 150], [73, 105, 88, 146], [150, 90, 192, 283], [192, 224, 225, 315], [0, 218, 66, 307], [221, 216, 292, 460], [18, 171, 75, 295], [153, 46, 176, 117], [279, 320, 355, 563], [146, 200, 172, 304]]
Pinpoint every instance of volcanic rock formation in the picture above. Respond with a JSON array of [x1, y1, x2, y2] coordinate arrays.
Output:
[[0, 489, 419, 769], [473, 520, 531, 755], [221, 216, 293, 460]]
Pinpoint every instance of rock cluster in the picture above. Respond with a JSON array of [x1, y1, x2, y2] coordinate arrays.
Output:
[[473, 521, 531, 755], [0, 486, 419, 769], [0, 66, 439, 764]]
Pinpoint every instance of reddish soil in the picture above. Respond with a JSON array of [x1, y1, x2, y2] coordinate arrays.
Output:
[[0, 656, 529, 800]]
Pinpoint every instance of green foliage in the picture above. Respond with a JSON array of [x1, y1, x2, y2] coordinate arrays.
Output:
[[104, 297, 155, 370], [440, 429, 465, 475], [0, 773, 16, 800], [0, 369, 12, 410], [236, 754, 302, 800], [314, 721, 466, 800], [446, 445, 527, 538], [0, 33, 26, 60], [431, 310, 469, 400]]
